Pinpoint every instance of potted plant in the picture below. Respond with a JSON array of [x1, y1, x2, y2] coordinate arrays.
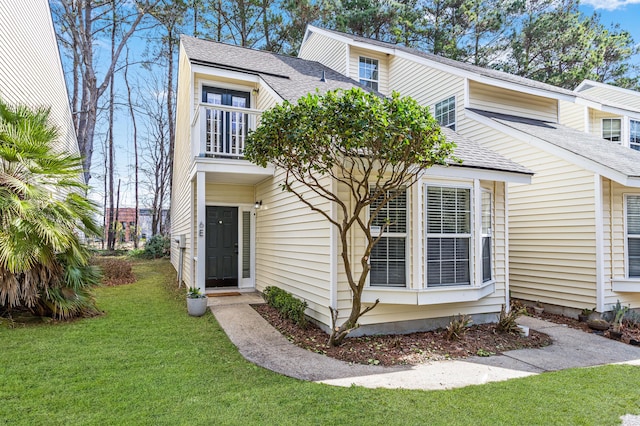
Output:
[[609, 301, 629, 340], [533, 301, 544, 315], [578, 307, 596, 322], [186, 287, 208, 317]]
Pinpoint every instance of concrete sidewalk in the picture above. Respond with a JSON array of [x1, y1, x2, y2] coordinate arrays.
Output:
[[208, 293, 640, 391]]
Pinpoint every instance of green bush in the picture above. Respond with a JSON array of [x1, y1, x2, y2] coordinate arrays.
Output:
[[143, 235, 170, 259], [263, 286, 308, 327]]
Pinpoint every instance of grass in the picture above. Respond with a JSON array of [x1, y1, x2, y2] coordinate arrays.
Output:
[[1, 259, 640, 425]]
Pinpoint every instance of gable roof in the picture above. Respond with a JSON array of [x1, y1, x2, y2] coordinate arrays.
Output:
[[305, 26, 583, 102], [180, 35, 531, 180], [181, 35, 367, 102], [467, 108, 640, 187]]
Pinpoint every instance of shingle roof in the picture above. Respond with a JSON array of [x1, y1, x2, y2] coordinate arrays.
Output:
[[181, 35, 366, 102], [180, 35, 531, 177], [469, 108, 640, 179], [441, 128, 532, 175], [311, 27, 580, 100]]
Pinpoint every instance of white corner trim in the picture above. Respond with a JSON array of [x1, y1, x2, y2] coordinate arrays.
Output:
[[329, 178, 338, 309], [594, 174, 605, 312], [504, 183, 510, 308]]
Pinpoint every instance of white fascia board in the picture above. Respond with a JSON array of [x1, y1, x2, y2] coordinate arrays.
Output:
[[465, 108, 634, 187], [577, 79, 640, 98], [576, 96, 640, 120], [424, 164, 532, 184], [306, 25, 356, 45], [191, 63, 261, 84]]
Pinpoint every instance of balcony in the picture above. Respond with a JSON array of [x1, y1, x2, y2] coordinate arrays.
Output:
[[191, 103, 261, 159], [190, 103, 273, 184]]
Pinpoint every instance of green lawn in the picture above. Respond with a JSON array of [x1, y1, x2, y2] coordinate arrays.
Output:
[[2, 259, 640, 425]]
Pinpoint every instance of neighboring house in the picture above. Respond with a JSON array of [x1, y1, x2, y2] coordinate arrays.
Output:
[[0, 0, 79, 159], [104, 208, 170, 242], [298, 26, 640, 315], [170, 35, 532, 335]]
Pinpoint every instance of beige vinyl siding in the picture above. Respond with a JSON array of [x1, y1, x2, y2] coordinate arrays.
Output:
[[559, 100, 586, 131], [468, 81, 558, 122], [170, 47, 195, 285], [334, 178, 508, 327], [298, 31, 348, 76], [255, 171, 332, 325], [0, 0, 78, 157], [588, 109, 620, 139], [388, 56, 464, 110], [349, 47, 389, 95], [205, 184, 254, 205], [459, 119, 598, 308], [256, 86, 279, 110], [604, 179, 640, 308], [581, 86, 640, 110]]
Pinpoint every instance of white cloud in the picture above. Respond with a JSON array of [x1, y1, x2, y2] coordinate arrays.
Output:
[[581, 0, 640, 11]]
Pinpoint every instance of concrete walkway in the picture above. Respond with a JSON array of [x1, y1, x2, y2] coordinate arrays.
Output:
[[208, 293, 640, 391]]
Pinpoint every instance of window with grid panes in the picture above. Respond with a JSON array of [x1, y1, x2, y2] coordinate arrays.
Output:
[[630, 120, 640, 151], [369, 189, 406, 287], [481, 191, 492, 282], [359, 57, 379, 91], [426, 186, 471, 286], [627, 195, 640, 278], [435, 96, 456, 130], [602, 118, 621, 142]]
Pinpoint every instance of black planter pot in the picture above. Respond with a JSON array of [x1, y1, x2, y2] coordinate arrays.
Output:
[[578, 314, 589, 322]]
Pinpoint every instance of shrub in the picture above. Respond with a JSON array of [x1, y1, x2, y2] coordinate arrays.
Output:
[[445, 314, 472, 341], [143, 235, 170, 259], [91, 257, 135, 286], [263, 286, 308, 327], [496, 303, 527, 334]]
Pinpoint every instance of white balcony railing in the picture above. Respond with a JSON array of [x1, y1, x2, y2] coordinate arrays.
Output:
[[191, 103, 261, 159]]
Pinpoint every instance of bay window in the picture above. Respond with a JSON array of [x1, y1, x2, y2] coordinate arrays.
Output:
[[370, 189, 407, 287], [426, 186, 471, 287], [627, 195, 640, 278]]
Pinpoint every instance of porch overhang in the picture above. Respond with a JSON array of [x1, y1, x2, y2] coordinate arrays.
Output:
[[189, 158, 274, 185]]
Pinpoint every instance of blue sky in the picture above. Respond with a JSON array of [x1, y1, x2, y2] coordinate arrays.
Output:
[[580, 1, 640, 56]]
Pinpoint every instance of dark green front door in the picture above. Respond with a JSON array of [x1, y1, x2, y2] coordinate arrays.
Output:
[[206, 206, 238, 288]]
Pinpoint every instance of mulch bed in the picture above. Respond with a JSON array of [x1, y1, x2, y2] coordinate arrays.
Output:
[[253, 304, 552, 366]]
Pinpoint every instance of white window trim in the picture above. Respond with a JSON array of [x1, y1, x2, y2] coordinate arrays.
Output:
[[624, 193, 640, 280], [424, 182, 474, 288], [481, 188, 493, 283], [366, 187, 410, 288], [358, 56, 379, 91], [602, 117, 622, 144], [630, 118, 640, 151], [434, 95, 456, 130]]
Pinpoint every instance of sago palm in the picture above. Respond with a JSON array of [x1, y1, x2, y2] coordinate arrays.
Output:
[[0, 99, 101, 319]]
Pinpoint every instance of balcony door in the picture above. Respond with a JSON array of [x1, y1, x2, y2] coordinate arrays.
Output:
[[205, 206, 238, 288], [202, 87, 250, 157]]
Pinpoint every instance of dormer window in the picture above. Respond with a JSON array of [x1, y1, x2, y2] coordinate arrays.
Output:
[[630, 119, 640, 151], [602, 118, 621, 143], [359, 57, 379, 91], [435, 96, 456, 131]]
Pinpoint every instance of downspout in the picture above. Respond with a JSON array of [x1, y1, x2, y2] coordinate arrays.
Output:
[[504, 181, 510, 310]]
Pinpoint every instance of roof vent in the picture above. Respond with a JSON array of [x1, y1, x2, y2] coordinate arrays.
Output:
[[320, 70, 326, 82]]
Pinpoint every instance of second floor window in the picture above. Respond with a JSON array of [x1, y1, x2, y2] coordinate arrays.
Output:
[[435, 96, 456, 130], [630, 119, 640, 151], [359, 57, 379, 91], [602, 118, 621, 143]]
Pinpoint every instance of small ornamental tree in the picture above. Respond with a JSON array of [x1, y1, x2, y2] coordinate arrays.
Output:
[[245, 88, 455, 346]]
